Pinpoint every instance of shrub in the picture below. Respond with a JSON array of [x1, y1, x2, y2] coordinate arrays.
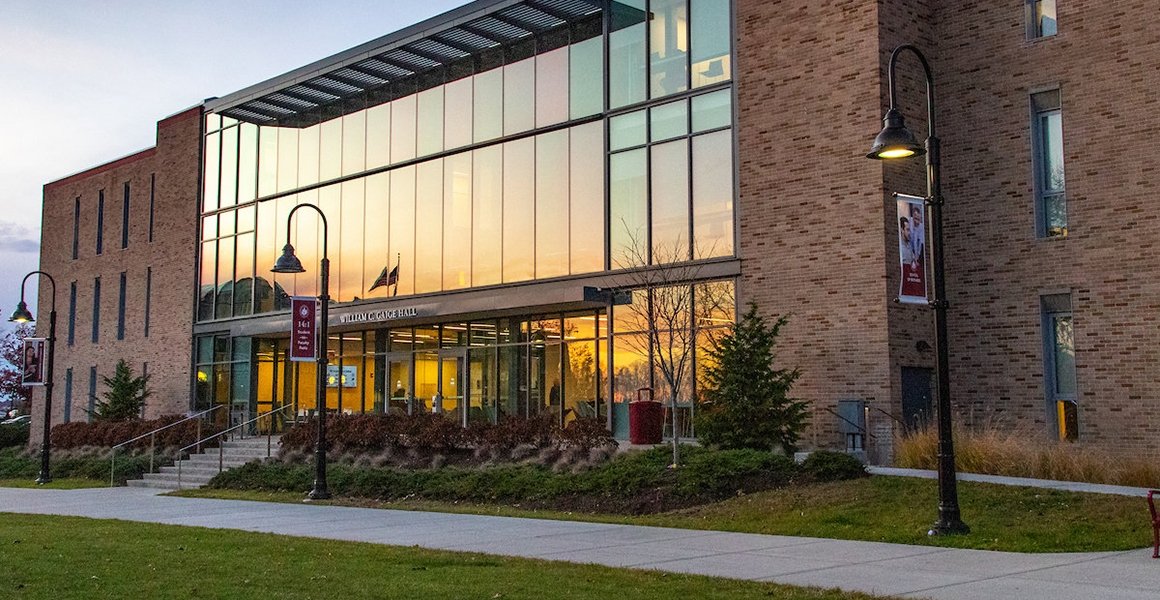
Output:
[[0, 446, 162, 484], [801, 450, 867, 482], [696, 304, 809, 454], [51, 415, 222, 451], [0, 423, 30, 448], [895, 423, 1160, 488]]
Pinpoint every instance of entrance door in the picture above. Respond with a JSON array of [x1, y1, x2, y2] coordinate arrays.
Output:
[[900, 367, 933, 433], [440, 351, 466, 425]]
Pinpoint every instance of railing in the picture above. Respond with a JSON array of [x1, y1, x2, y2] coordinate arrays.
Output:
[[109, 405, 224, 487], [176, 404, 292, 490]]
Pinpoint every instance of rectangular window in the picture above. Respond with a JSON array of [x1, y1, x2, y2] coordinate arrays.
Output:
[[88, 366, 97, 422], [148, 173, 156, 242], [63, 368, 73, 423], [121, 182, 130, 249], [1032, 89, 1066, 238], [96, 190, 105, 255], [144, 267, 152, 338], [1027, 0, 1057, 38], [91, 277, 101, 343], [66, 281, 77, 346], [1042, 293, 1077, 441], [72, 197, 80, 259], [116, 271, 127, 340]]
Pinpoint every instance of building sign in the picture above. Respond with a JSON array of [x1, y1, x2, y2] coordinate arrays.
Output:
[[326, 365, 358, 388], [20, 338, 46, 387], [289, 297, 318, 362], [338, 306, 419, 325], [896, 194, 928, 304]]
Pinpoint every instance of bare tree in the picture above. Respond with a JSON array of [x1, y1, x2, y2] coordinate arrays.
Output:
[[611, 230, 733, 466]]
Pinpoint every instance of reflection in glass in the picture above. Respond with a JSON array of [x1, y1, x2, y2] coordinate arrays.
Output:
[[199, 240, 216, 321], [342, 111, 366, 177], [363, 173, 391, 298], [444, 152, 472, 290], [611, 332, 649, 438], [238, 124, 258, 204], [610, 149, 648, 267], [203, 131, 220, 212], [564, 341, 597, 423], [257, 126, 278, 198], [444, 78, 474, 150], [391, 94, 417, 163], [237, 204, 255, 232], [692, 130, 734, 257], [473, 145, 503, 286], [255, 200, 277, 313], [503, 138, 535, 282], [650, 0, 688, 99], [610, 0, 646, 109], [469, 348, 496, 424], [610, 110, 647, 151], [692, 89, 732, 132], [340, 180, 365, 301], [651, 100, 689, 142], [276, 128, 299, 193], [215, 237, 234, 319], [690, 0, 732, 88], [316, 119, 338, 183], [570, 35, 604, 119], [365, 103, 392, 170], [389, 166, 416, 296], [570, 122, 605, 274], [220, 126, 238, 208], [536, 130, 570, 278], [234, 232, 254, 316], [536, 47, 569, 128], [292, 190, 321, 298], [651, 139, 690, 263], [504, 58, 535, 135], [474, 68, 503, 143], [417, 87, 445, 158], [415, 159, 444, 294]]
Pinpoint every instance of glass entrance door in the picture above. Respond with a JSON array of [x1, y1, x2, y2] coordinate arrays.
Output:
[[439, 352, 465, 424]]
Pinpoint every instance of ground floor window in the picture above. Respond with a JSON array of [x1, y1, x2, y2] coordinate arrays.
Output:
[[1041, 293, 1077, 441]]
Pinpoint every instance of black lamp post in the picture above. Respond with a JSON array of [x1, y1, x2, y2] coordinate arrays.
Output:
[[9, 271, 57, 485], [272, 204, 331, 501], [867, 44, 969, 535]]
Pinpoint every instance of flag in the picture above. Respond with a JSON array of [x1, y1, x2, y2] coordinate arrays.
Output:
[[369, 264, 398, 292]]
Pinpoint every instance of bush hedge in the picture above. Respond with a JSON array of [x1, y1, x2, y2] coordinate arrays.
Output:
[[0, 424, 30, 448], [210, 447, 864, 514], [50, 415, 222, 451], [0, 447, 162, 484]]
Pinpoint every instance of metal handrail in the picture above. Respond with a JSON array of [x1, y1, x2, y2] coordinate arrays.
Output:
[[109, 405, 224, 487], [176, 404, 292, 490]]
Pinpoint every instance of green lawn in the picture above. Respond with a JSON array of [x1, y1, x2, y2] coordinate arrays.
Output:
[[0, 514, 896, 600], [178, 475, 1151, 553]]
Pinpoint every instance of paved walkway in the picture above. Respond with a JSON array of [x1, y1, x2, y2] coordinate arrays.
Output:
[[867, 466, 1156, 497], [1, 486, 1155, 599]]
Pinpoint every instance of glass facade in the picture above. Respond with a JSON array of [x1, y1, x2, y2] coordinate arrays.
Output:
[[195, 1, 737, 437]]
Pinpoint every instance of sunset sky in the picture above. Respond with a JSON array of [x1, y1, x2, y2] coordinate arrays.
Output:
[[0, 0, 469, 327]]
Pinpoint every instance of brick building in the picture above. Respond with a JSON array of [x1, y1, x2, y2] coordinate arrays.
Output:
[[33, 0, 1159, 460]]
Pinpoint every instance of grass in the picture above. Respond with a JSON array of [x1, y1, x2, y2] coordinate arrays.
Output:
[[177, 475, 1152, 553], [895, 424, 1160, 488], [0, 513, 897, 600], [0, 478, 107, 490]]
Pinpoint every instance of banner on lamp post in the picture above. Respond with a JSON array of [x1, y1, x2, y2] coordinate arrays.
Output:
[[896, 193, 928, 305], [289, 296, 319, 362], [20, 338, 46, 386]]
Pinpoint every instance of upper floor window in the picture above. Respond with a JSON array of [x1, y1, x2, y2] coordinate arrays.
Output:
[[72, 197, 80, 260], [1027, 0, 1057, 38], [1042, 293, 1077, 441], [1031, 89, 1066, 237], [96, 190, 105, 255], [121, 182, 131, 249]]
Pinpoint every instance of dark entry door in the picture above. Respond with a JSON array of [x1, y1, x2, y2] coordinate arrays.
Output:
[[900, 367, 933, 432]]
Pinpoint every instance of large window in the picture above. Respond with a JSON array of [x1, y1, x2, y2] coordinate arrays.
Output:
[[1027, 0, 1057, 39], [1042, 294, 1077, 440], [1032, 89, 1066, 238]]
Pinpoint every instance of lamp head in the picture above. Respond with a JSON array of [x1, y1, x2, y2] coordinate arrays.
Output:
[[8, 300, 34, 323], [271, 243, 306, 274], [867, 108, 925, 160]]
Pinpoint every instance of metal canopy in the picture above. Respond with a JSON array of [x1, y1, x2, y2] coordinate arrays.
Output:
[[209, 0, 603, 127]]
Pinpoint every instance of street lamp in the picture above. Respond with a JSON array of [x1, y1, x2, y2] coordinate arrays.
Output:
[[867, 44, 969, 535], [272, 204, 331, 501], [9, 271, 57, 485]]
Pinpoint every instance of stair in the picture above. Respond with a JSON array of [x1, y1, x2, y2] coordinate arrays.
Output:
[[126, 435, 280, 490]]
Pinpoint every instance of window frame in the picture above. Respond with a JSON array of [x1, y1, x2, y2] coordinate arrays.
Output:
[[1031, 88, 1066, 238]]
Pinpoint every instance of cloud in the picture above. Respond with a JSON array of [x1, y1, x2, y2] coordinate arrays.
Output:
[[0, 222, 39, 253]]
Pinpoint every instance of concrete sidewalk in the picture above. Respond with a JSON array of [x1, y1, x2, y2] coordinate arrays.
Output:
[[0, 486, 1155, 600]]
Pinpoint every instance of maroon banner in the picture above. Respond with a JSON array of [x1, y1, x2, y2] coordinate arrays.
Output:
[[896, 194, 928, 305], [289, 297, 318, 362]]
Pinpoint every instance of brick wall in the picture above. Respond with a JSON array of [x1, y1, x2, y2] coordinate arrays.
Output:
[[32, 107, 201, 432]]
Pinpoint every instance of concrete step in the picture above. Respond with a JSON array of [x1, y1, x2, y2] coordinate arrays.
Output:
[[183, 452, 269, 463], [122, 435, 282, 490], [141, 471, 215, 484]]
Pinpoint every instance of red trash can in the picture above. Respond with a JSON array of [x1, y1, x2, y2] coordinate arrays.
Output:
[[629, 390, 664, 445]]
